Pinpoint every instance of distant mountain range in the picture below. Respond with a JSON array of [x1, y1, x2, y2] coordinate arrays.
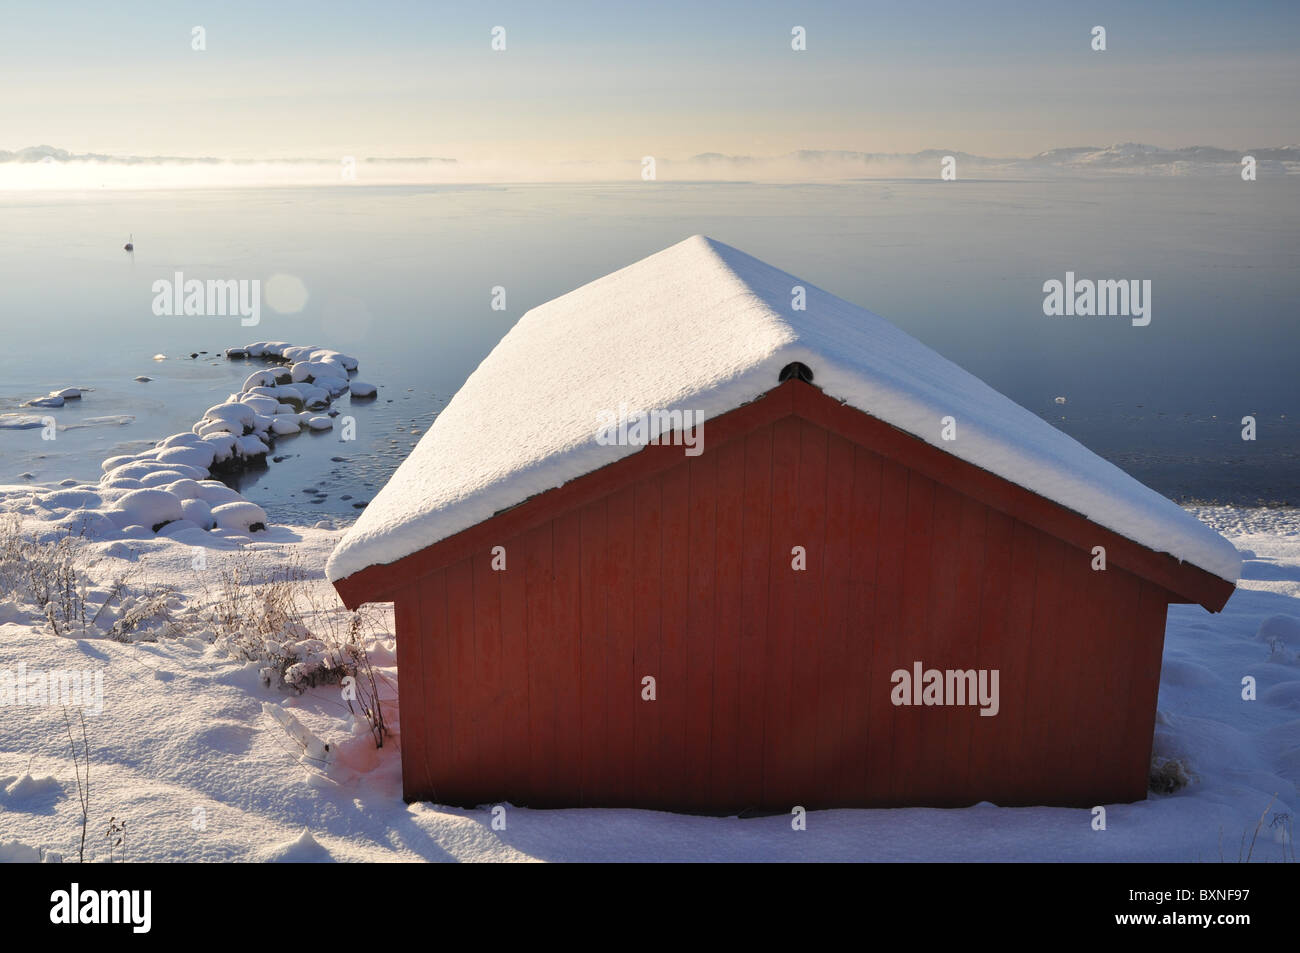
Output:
[[678, 143, 1300, 176], [0, 145, 453, 165], [3, 143, 1297, 178]]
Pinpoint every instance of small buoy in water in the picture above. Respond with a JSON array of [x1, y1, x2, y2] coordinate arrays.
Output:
[[124, 233, 134, 252]]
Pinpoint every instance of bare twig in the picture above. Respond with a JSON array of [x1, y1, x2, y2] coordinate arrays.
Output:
[[62, 707, 91, 863], [1245, 794, 1278, 864]]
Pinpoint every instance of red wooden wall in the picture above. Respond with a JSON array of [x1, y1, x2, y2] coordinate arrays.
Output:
[[387, 402, 1176, 811]]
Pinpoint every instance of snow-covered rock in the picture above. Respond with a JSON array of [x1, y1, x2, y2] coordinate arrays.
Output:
[[101, 475, 144, 490], [201, 433, 237, 464], [243, 370, 280, 391], [154, 444, 217, 471], [238, 395, 281, 416], [159, 432, 206, 449], [280, 345, 319, 363], [109, 489, 184, 531], [136, 468, 195, 488], [296, 384, 330, 410], [163, 478, 203, 501], [291, 360, 347, 385], [179, 497, 215, 529], [199, 402, 255, 434], [211, 501, 267, 533], [157, 518, 201, 537], [34, 488, 102, 511], [104, 460, 193, 483], [193, 481, 243, 506], [234, 434, 269, 458], [270, 414, 301, 435]]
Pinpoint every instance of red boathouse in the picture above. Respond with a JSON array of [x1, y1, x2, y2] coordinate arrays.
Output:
[[328, 236, 1240, 812]]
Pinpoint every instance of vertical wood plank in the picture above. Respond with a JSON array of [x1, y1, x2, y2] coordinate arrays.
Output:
[[817, 433, 856, 804], [683, 451, 718, 807], [1120, 581, 1171, 801], [988, 519, 1040, 805], [792, 419, 828, 806], [736, 425, 774, 809], [1022, 533, 1067, 803], [920, 482, 965, 803], [393, 584, 431, 801], [472, 552, 504, 800], [632, 478, 663, 806], [966, 509, 1014, 803], [710, 437, 746, 811], [1052, 538, 1106, 803], [1088, 568, 1142, 798], [764, 416, 802, 807], [578, 500, 609, 804], [445, 558, 476, 802], [498, 532, 531, 804], [866, 457, 908, 803], [421, 570, 451, 803], [843, 447, 883, 803], [604, 485, 638, 805], [657, 461, 691, 809], [552, 509, 583, 804], [931, 491, 987, 803], [522, 522, 556, 805], [889, 471, 935, 802]]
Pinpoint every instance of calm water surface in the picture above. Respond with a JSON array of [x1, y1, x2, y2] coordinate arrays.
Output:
[[0, 178, 1295, 524]]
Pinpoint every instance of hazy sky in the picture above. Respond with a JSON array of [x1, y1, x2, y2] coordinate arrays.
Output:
[[2, 0, 1297, 161]]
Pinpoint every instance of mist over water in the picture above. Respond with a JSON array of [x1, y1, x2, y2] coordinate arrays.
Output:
[[1, 177, 1295, 525]]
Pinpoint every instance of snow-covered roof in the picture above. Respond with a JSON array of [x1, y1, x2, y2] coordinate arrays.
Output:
[[327, 235, 1241, 585]]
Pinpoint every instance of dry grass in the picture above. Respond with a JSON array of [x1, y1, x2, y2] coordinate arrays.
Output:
[[194, 547, 391, 747], [0, 514, 178, 640]]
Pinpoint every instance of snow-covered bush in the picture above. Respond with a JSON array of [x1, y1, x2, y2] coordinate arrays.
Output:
[[242, 627, 364, 692], [1, 523, 98, 633], [106, 585, 181, 642], [0, 512, 28, 597], [0, 517, 179, 640], [1149, 756, 1193, 794], [199, 549, 389, 746]]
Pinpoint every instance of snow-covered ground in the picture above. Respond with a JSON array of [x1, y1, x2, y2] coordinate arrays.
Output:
[[0, 495, 1296, 862]]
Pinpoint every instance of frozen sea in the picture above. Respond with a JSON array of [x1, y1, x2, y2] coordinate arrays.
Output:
[[0, 177, 1296, 525]]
